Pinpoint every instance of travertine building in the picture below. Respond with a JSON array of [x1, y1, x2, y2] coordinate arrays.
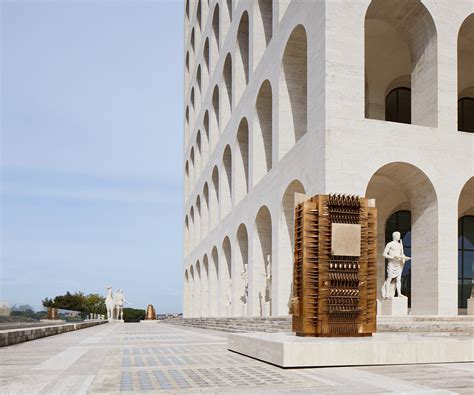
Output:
[[183, 0, 474, 318]]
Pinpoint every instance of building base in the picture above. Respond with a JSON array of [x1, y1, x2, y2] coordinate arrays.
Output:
[[227, 332, 474, 368], [380, 297, 408, 316], [139, 320, 157, 323]]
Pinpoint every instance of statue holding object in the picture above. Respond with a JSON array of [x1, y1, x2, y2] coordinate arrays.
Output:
[[381, 231, 411, 299]]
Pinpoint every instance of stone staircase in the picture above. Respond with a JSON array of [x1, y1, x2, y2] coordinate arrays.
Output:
[[162, 315, 474, 335]]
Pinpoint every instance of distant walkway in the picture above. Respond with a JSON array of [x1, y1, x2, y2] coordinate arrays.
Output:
[[0, 322, 472, 394]]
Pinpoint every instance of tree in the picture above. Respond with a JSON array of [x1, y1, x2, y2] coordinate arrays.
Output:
[[42, 291, 106, 315]]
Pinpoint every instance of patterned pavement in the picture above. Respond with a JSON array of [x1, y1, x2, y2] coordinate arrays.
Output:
[[0, 322, 472, 394]]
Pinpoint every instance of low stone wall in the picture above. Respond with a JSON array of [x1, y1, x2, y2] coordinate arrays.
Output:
[[0, 320, 107, 347]]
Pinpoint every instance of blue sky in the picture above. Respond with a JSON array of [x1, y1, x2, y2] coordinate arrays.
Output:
[[1, 0, 184, 312]]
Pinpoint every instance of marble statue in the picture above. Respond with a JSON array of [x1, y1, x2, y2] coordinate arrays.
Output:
[[381, 231, 411, 299], [105, 286, 115, 320], [259, 255, 272, 316], [240, 263, 248, 305], [225, 281, 232, 316], [114, 289, 127, 320]]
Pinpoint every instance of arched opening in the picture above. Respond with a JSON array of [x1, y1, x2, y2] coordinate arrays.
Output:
[[202, 183, 210, 237], [184, 269, 189, 317], [235, 224, 249, 316], [211, 4, 220, 74], [196, 131, 202, 178], [196, 260, 202, 317], [203, 39, 210, 92], [365, 0, 438, 127], [365, 162, 438, 314], [279, 180, 305, 314], [253, 206, 272, 316], [210, 166, 219, 229], [190, 86, 196, 127], [385, 210, 412, 305], [190, 147, 195, 187], [189, 265, 195, 317], [201, 119, 210, 168], [191, 27, 195, 54], [211, 86, 220, 152], [253, 0, 273, 69], [385, 87, 411, 124], [202, 254, 210, 316], [458, 177, 474, 310], [210, 246, 219, 316], [458, 14, 474, 133], [184, 215, 190, 256], [279, 25, 307, 159], [196, 65, 202, 107], [185, 51, 190, 93], [235, 118, 249, 204], [195, 195, 202, 244], [254, 80, 273, 185], [222, 236, 232, 316], [185, 106, 190, 145], [185, 160, 190, 201], [190, 206, 195, 250], [236, 11, 249, 103], [222, 54, 232, 128], [221, 145, 232, 218], [186, 0, 190, 21]]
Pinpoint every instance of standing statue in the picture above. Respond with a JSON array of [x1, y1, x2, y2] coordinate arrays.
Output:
[[259, 255, 272, 316], [381, 231, 411, 299], [105, 286, 115, 321], [114, 289, 127, 320], [225, 281, 232, 316], [240, 263, 248, 305]]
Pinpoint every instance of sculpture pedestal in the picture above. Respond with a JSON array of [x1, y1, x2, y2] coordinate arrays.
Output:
[[467, 298, 474, 315], [140, 320, 156, 323], [380, 297, 408, 316]]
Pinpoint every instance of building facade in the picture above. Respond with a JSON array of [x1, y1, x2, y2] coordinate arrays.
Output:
[[183, 0, 474, 318]]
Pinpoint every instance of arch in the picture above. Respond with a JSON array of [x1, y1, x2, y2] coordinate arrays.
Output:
[[364, 0, 438, 127], [222, 54, 232, 128], [190, 206, 195, 250], [191, 27, 195, 54], [279, 25, 307, 159], [201, 116, 210, 170], [385, 87, 411, 124], [254, 80, 273, 185], [222, 236, 232, 316], [185, 106, 190, 145], [235, 224, 249, 316], [211, 86, 220, 152], [279, 180, 305, 314], [190, 147, 195, 187], [365, 162, 438, 314], [195, 130, 202, 179], [195, 260, 202, 316], [458, 177, 474, 309], [253, 0, 273, 69], [252, 206, 272, 316], [202, 254, 210, 316], [210, 166, 220, 229], [196, 66, 202, 110], [185, 51, 190, 92], [184, 215, 190, 256], [195, 195, 202, 244], [202, 182, 210, 237], [235, 118, 249, 204], [210, 246, 219, 316], [235, 11, 249, 103], [221, 145, 232, 218], [185, 160, 190, 201], [458, 14, 474, 133], [211, 4, 220, 73], [203, 39, 210, 92]]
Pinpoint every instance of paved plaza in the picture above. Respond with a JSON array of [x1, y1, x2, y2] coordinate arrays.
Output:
[[0, 323, 473, 394]]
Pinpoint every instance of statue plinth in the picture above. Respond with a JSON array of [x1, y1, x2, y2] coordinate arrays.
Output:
[[380, 297, 408, 316], [467, 298, 474, 315]]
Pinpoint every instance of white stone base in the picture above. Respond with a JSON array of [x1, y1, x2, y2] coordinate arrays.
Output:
[[227, 332, 474, 368], [467, 298, 474, 315], [139, 320, 157, 323], [380, 297, 408, 316]]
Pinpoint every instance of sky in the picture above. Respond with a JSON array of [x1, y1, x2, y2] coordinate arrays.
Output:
[[1, 0, 184, 313]]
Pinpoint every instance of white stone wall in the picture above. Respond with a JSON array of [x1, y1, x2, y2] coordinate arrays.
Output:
[[183, 0, 474, 318]]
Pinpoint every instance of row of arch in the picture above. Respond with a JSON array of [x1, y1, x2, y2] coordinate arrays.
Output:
[[185, 169, 474, 317], [185, 0, 275, 147], [184, 23, 307, 207], [365, 0, 473, 132], [184, 179, 306, 317]]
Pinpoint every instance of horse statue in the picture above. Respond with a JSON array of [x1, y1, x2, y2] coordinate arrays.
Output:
[[114, 289, 127, 320], [105, 286, 115, 321]]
